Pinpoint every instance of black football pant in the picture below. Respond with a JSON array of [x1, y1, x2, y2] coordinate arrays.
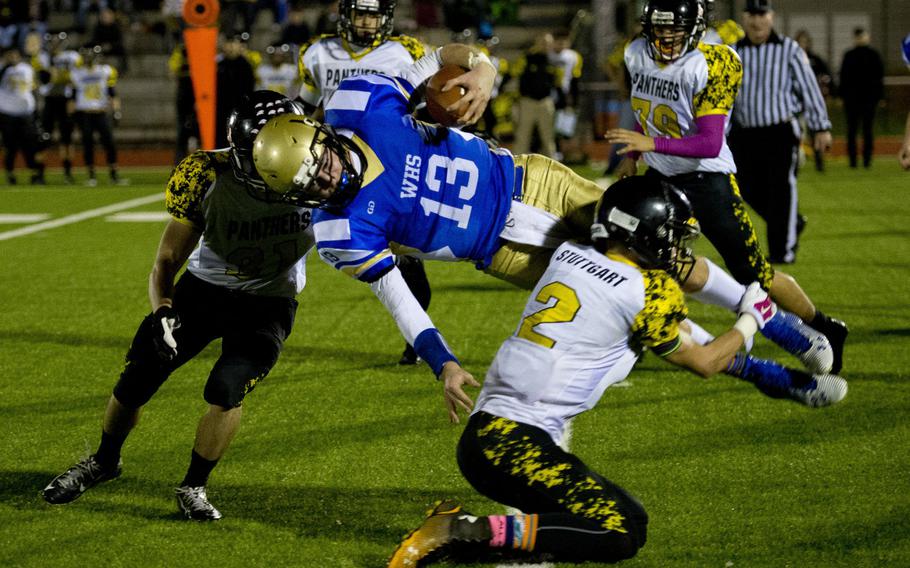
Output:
[[114, 272, 297, 410], [729, 122, 801, 264], [77, 111, 117, 168], [457, 412, 648, 563], [0, 113, 43, 173], [844, 99, 876, 168], [644, 168, 775, 288], [41, 95, 73, 145]]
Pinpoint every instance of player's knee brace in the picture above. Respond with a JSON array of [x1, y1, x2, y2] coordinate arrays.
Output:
[[203, 359, 271, 408]]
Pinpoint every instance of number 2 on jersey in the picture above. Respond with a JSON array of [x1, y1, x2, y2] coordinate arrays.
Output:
[[517, 282, 581, 348], [631, 96, 682, 139]]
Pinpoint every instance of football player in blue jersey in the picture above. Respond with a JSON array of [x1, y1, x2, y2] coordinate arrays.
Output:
[[251, 43, 836, 423]]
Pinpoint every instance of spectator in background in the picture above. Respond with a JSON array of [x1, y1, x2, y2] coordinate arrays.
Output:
[[512, 33, 557, 158], [168, 44, 198, 164], [729, 0, 831, 265], [900, 33, 910, 171], [221, 0, 257, 36], [794, 29, 833, 172], [279, 4, 311, 51], [839, 27, 884, 169], [314, 2, 340, 36], [75, 0, 107, 33], [442, 0, 490, 39], [602, 29, 636, 176], [90, 8, 127, 74], [550, 29, 582, 160], [68, 44, 122, 185], [215, 34, 255, 147], [0, 45, 45, 184], [256, 43, 297, 97]]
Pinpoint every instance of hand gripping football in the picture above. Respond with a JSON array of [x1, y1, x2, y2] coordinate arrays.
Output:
[[425, 64, 469, 126]]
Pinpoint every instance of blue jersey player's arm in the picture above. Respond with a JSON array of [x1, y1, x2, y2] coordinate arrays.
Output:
[[325, 43, 497, 129]]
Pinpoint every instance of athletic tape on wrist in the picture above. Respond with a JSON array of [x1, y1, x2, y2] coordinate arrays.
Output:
[[413, 328, 459, 377], [733, 314, 759, 342]]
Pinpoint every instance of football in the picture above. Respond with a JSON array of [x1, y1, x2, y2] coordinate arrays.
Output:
[[425, 64, 469, 126]]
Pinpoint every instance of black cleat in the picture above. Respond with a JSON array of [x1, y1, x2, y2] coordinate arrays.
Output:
[[175, 485, 223, 520], [42, 455, 122, 504], [818, 317, 848, 374], [399, 344, 421, 366]]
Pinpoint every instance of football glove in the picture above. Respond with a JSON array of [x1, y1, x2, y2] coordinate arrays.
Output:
[[738, 282, 777, 330], [151, 305, 181, 361]]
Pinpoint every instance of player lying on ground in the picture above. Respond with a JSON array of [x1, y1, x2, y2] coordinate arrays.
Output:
[[388, 175, 847, 568], [251, 56, 834, 422]]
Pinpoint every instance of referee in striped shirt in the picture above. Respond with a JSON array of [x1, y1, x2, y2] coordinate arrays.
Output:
[[729, 0, 831, 264]]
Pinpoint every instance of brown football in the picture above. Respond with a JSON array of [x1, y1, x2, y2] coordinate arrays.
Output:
[[425, 64, 469, 126]]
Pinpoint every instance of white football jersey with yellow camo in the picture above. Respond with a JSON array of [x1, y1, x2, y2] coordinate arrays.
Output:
[[474, 241, 688, 445], [297, 34, 425, 107], [256, 62, 298, 98], [166, 150, 316, 298], [624, 37, 741, 176], [68, 63, 117, 112]]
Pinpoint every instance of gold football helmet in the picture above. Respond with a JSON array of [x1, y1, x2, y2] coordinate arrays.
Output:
[[252, 114, 364, 209]]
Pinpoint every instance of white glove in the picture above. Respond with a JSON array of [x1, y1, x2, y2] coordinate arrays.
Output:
[[738, 282, 777, 329]]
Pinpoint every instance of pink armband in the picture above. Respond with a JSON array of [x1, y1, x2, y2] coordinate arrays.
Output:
[[652, 114, 725, 158]]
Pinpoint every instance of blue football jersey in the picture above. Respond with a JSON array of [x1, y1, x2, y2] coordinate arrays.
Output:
[[312, 73, 516, 282]]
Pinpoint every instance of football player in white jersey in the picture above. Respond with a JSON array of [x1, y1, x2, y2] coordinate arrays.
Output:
[[67, 44, 122, 185], [388, 176, 847, 567], [42, 92, 313, 521], [605, 0, 848, 374], [298, 0, 433, 365], [256, 43, 298, 98]]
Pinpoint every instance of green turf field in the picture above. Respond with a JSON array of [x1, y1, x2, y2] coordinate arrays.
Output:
[[1, 161, 908, 567]]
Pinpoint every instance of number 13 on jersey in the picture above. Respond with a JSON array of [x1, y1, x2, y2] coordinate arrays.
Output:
[[419, 154, 478, 229]]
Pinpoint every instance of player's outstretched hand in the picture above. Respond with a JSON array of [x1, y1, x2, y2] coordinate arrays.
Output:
[[443, 62, 495, 126], [738, 282, 776, 329], [151, 305, 181, 361], [604, 128, 655, 155], [440, 361, 480, 424]]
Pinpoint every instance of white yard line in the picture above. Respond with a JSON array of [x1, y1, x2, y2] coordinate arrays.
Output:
[[0, 214, 51, 223], [105, 211, 170, 222], [0, 193, 163, 241]]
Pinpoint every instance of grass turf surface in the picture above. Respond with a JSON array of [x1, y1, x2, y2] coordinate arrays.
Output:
[[0, 161, 908, 567]]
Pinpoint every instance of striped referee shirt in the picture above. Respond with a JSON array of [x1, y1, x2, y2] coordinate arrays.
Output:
[[733, 31, 831, 132]]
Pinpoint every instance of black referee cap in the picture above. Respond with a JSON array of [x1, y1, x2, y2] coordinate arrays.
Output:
[[745, 0, 772, 13]]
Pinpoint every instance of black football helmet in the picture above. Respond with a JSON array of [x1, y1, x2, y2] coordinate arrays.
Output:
[[641, 0, 706, 63], [227, 90, 305, 198], [591, 176, 700, 280], [79, 44, 103, 65], [338, 0, 396, 47]]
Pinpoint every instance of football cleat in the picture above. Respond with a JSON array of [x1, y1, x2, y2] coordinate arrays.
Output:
[[175, 485, 223, 521], [42, 455, 122, 504], [399, 344, 422, 366], [761, 310, 834, 374], [786, 372, 848, 408], [388, 500, 488, 567], [816, 317, 848, 374]]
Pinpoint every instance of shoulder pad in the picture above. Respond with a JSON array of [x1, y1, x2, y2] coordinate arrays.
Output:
[[389, 35, 426, 60]]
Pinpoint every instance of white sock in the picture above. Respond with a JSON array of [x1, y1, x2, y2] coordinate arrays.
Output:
[[688, 258, 746, 313], [683, 318, 714, 346]]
